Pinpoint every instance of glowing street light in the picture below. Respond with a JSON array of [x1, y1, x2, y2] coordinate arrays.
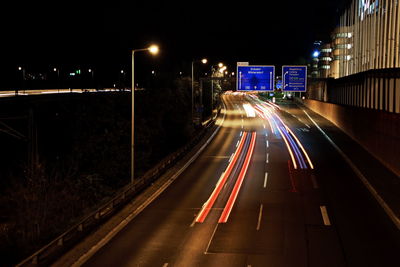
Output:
[[312, 50, 320, 58], [218, 62, 224, 68], [131, 44, 160, 183], [148, 45, 159, 55]]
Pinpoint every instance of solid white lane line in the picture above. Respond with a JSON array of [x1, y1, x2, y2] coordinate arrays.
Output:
[[320, 206, 331, 226], [311, 174, 319, 189], [205, 224, 219, 254], [303, 109, 400, 230], [263, 172, 268, 188], [236, 140, 240, 147], [256, 204, 263, 231]]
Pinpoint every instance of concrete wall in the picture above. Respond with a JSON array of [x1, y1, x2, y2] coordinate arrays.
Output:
[[303, 99, 400, 177]]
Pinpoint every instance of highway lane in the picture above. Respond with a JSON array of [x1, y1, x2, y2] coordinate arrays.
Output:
[[80, 92, 398, 267]]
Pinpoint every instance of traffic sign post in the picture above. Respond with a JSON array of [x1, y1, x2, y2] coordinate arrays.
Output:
[[237, 65, 275, 91], [282, 66, 307, 92]]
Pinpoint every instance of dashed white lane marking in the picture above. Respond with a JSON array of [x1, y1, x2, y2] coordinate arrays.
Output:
[[229, 153, 234, 163], [320, 206, 331, 226], [236, 140, 240, 147], [266, 153, 269, 163], [256, 204, 263, 230], [240, 131, 243, 136], [264, 172, 268, 188], [263, 124, 266, 129], [266, 140, 269, 148], [303, 109, 400, 230]]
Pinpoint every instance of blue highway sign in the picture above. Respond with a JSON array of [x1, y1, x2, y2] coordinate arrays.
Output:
[[282, 66, 307, 92], [237, 65, 275, 91]]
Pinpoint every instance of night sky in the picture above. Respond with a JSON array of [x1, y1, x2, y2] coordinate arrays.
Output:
[[1, 0, 347, 79]]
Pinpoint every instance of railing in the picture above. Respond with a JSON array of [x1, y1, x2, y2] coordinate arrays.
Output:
[[16, 114, 218, 267]]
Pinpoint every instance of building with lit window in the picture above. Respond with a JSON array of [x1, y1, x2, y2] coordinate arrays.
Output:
[[334, 0, 400, 78]]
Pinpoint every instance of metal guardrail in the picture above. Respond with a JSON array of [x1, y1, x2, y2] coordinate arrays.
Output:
[[16, 117, 218, 266]]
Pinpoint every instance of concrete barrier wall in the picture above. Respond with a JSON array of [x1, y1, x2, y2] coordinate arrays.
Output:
[[303, 99, 400, 177]]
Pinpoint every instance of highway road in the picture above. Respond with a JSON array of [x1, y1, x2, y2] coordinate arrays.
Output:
[[0, 88, 125, 97], [80, 92, 400, 267]]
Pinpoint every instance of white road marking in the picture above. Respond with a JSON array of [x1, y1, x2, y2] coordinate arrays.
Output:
[[263, 124, 266, 129], [205, 224, 219, 254], [256, 204, 263, 231], [303, 109, 400, 230], [240, 131, 243, 136], [263, 172, 268, 188], [266, 153, 269, 163], [266, 140, 269, 148], [305, 124, 311, 128], [229, 153, 234, 163], [320, 206, 331, 226], [163, 263, 169, 267], [236, 140, 240, 147]]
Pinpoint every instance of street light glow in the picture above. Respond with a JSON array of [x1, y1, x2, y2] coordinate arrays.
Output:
[[53, 68, 57, 72], [18, 67, 22, 71], [218, 63, 224, 68], [148, 45, 159, 55], [201, 58, 208, 64]]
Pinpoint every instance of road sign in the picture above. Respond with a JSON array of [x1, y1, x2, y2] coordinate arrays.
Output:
[[282, 66, 307, 92], [237, 65, 275, 91]]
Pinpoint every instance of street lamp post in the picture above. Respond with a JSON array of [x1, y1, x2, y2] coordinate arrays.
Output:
[[191, 58, 207, 123], [131, 44, 159, 184], [210, 63, 224, 116]]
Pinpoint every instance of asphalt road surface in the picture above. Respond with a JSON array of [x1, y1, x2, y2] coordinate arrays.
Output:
[[82, 93, 400, 267]]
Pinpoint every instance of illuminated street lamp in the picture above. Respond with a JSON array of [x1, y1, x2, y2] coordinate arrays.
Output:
[[131, 44, 159, 183], [53, 67, 60, 91], [191, 58, 208, 122]]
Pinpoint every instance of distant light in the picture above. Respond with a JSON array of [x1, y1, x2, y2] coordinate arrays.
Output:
[[113, 84, 116, 88], [179, 71, 182, 75], [201, 58, 208, 64], [148, 45, 159, 55], [224, 71, 228, 75], [76, 69, 81, 75], [69, 73, 76, 76], [312, 51, 320, 58], [231, 72, 235, 76], [53, 68, 57, 72], [218, 63, 224, 68], [88, 69, 92, 73], [121, 70, 124, 74], [18, 66, 22, 71], [205, 72, 208, 76], [151, 70, 155, 75]]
